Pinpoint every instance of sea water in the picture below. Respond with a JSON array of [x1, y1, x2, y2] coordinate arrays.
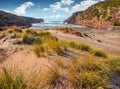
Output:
[[30, 21, 84, 29]]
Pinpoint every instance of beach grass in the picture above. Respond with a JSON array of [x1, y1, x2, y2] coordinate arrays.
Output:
[[0, 27, 119, 88], [0, 56, 119, 89], [1, 28, 108, 59], [0, 67, 26, 89]]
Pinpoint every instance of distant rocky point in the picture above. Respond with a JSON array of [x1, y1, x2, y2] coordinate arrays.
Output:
[[0, 11, 44, 29], [22, 17, 44, 24], [65, 0, 120, 30]]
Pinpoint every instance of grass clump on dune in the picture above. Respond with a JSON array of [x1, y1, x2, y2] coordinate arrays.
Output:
[[2, 26, 22, 35], [106, 58, 120, 74], [80, 44, 92, 52], [32, 31, 69, 56], [32, 38, 66, 57], [60, 27, 73, 33], [69, 41, 80, 49], [32, 44, 45, 57], [0, 57, 120, 89], [21, 30, 30, 43], [0, 67, 26, 89], [1, 28, 108, 58], [31, 32, 61, 56], [32, 44, 51, 57], [94, 50, 108, 59], [67, 57, 115, 89], [32, 38, 108, 58], [20, 29, 39, 44], [68, 41, 108, 58], [1, 28, 66, 56], [46, 66, 63, 89], [69, 41, 92, 52]]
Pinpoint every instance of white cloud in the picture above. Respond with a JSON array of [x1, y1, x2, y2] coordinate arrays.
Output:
[[62, 7, 69, 13], [14, 1, 34, 15], [49, 2, 61, 12], [45, 14, 66, 19], [42, 0, 104, 13], [61, 0, 74, 5], [43, 0, 74, 12], [72, 0, 98, 12], [43, 8, 49, 11]]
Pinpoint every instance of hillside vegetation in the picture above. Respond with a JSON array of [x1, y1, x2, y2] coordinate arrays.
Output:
[[0, 11, 44, 28], [65, 0, 120, 29]]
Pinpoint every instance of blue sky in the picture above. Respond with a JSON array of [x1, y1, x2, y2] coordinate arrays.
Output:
[[0, 0, 104, 21]]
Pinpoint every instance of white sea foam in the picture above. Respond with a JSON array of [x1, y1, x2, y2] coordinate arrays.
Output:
[[31, 22, 85, 29]]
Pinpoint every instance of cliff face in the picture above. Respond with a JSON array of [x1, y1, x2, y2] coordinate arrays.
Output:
[[22, 17, 44, 24], [0, 11, 44, 28], [65, 0, 120, 30], [0, 11, 31, 28]]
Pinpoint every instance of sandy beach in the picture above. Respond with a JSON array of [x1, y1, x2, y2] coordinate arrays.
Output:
[[48, 29, 120, 56], [0, 28, 120, 88]]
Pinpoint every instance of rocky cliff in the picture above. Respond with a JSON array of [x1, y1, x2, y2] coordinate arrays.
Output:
[[22, 17, 44, 24], [65, 0, 120, 30], [0, 11, 44, 28]]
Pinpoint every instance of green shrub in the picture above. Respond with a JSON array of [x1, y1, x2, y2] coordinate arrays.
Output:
[[114, 21, 120, 26], [32, 40, 66, 57], [107, 16, 112, 21], [21, 31, 29, 43], [0, 27, 3, 31], [80, 44, 92, 52], [25, 29, 38, 36], [8, 29, 14, 33], [40, 32, 58, 42], [68, 41, 108, 58], [69, 41, 92, 52], [60, 27, 73, 33], [32, 44, 42, 56], [39, 32, 51, 37], [69, 41, 81, 49], [94, 50, 108, 58], [58, 41, 68, 51], [20, 30, 38, 44], [31, 31, 65, 56]]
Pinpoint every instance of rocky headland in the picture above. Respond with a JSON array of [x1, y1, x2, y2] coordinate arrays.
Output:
[[0, 11, 44, 29], [65, 0, 120, 30]]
